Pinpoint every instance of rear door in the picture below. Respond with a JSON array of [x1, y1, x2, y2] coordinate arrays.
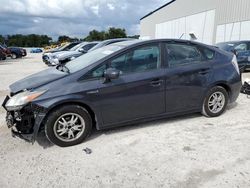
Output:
[[164, 42, 214, 113]]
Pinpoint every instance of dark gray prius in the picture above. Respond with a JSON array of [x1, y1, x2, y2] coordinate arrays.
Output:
[[2, 39, 242, 147]]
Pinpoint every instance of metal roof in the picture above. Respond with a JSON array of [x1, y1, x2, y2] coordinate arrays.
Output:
[[140, 0, 176, 20]]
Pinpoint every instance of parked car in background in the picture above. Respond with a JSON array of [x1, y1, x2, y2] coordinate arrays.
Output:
[[46, 42, 98, 66], [0, 48, 6, 60], [216, 41, 250, 71], [43, 42, 80, 64], [0, 45, 11, 57], [2, 39, 242, 147], [30, 48, 43, 53], [9, 47, 27, 59], [0, 44, 26, 59], [88, 38, 133, 52]]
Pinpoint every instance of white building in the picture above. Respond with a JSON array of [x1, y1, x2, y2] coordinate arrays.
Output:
[[140, 0, 250, 44]]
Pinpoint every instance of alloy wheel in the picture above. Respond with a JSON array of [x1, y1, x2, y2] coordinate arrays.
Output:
[[208, 91, 225, 114], [53, 113, 85, 142]]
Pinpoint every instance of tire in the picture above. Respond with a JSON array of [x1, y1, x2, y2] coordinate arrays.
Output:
[[45, 105, 92, 147], [11, 53, 17, 59], [202, 86, 229, 117]]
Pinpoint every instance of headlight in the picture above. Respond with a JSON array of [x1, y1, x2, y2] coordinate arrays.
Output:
[[70, 56, 76, 60], [5, 90, 46, 111], [52, 58, 59, 65]]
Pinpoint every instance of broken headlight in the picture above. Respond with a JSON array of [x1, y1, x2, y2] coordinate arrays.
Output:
[[5, 90, 46, 111]]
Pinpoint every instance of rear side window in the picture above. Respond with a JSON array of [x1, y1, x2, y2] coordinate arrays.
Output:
[[165, 43, 203, 67]]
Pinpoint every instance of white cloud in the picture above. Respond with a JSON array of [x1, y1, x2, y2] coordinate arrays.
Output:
[[0, 0, 167, 38], [107, 3, 115, 10], [91, 5, 100, 16]]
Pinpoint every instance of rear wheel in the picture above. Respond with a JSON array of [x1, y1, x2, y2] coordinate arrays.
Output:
[[45, 105, 92, 147], [202, 86, 229, 117], [11, 53, 17, 59]]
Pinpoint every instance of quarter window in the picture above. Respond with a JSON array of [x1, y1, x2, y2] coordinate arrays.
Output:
[[202, 48, 215, 60], [84, 64, 107, 80], [166, 43, 203, 67]]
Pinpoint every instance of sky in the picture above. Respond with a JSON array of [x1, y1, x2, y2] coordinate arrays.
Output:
[[0, 0, 167, 39]]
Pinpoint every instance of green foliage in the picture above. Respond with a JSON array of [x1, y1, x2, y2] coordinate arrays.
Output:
[[0, 27, 134, 47], [3, 34, 52, 47], [128, 35, 140, 39], [0, 35, 4, 44], [104, 27, 127, 39], [84, 27, 127, 41], [84, 30, 105, 42], [57, 35, 79, 43]]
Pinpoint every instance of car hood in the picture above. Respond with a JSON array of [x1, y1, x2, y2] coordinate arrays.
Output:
[[45, 49, 61, 53], [9, 68, 67, 94]]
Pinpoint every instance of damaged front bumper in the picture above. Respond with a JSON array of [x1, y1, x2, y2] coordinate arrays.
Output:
[[2, 96, 47, 143]]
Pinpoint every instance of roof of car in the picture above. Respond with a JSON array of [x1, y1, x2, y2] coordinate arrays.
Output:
[[112, 39, 214, 48]]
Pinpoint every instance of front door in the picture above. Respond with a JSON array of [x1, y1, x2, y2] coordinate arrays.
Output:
[[85, 44, 166, 126]]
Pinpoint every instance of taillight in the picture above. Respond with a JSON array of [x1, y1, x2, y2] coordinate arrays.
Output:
[[231, 55, 240, 74]]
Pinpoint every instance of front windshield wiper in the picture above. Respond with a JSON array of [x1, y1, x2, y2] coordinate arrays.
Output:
[[56, 64, 70, 74]]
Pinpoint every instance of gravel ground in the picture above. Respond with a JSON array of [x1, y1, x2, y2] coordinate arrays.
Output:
[[0, 54, 250, 188]]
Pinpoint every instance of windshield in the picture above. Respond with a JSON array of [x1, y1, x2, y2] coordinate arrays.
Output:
[[216, 43, 237, 51], [70, 43, 87, 51], [66, 45, 124, 73], [57, 44, 69, 50]]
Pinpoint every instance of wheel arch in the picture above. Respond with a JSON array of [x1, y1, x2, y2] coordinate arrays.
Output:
[[41, 101, 97, 130], [208, 81, 232, 99]]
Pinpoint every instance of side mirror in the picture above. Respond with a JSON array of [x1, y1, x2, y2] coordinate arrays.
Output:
[[104, 68, 120, 82], [78, 48, 88, 53]]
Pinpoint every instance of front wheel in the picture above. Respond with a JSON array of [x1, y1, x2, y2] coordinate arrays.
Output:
[[202, 86, 229, 117], [45, 105, 92, 147]]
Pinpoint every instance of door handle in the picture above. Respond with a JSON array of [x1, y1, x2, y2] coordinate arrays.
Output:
[[150, 79, 163, 87], [86, 90, 99, 94], [198, 69, 210, 75]]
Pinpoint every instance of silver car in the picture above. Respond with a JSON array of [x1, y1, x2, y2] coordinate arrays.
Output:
[[47, 42, 98, 66]]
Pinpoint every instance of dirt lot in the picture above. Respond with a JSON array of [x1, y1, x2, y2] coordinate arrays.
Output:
[[0, 53, 250, 188]]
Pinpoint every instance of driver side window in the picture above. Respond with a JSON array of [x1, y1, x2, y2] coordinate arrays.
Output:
[[84, 44, 160, 80], [111, 45, 160, 74]]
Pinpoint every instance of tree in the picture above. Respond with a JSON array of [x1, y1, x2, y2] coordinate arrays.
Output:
[[57, 35, 71, 43], [6, 34, 52, 47], [84, 27, 127, 42], [105, 27, 127, 39], [0, 35, 5, 44], [57, 35, 79, 43], [84, 30, 105, 41], [128, 35, 140, 39]]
